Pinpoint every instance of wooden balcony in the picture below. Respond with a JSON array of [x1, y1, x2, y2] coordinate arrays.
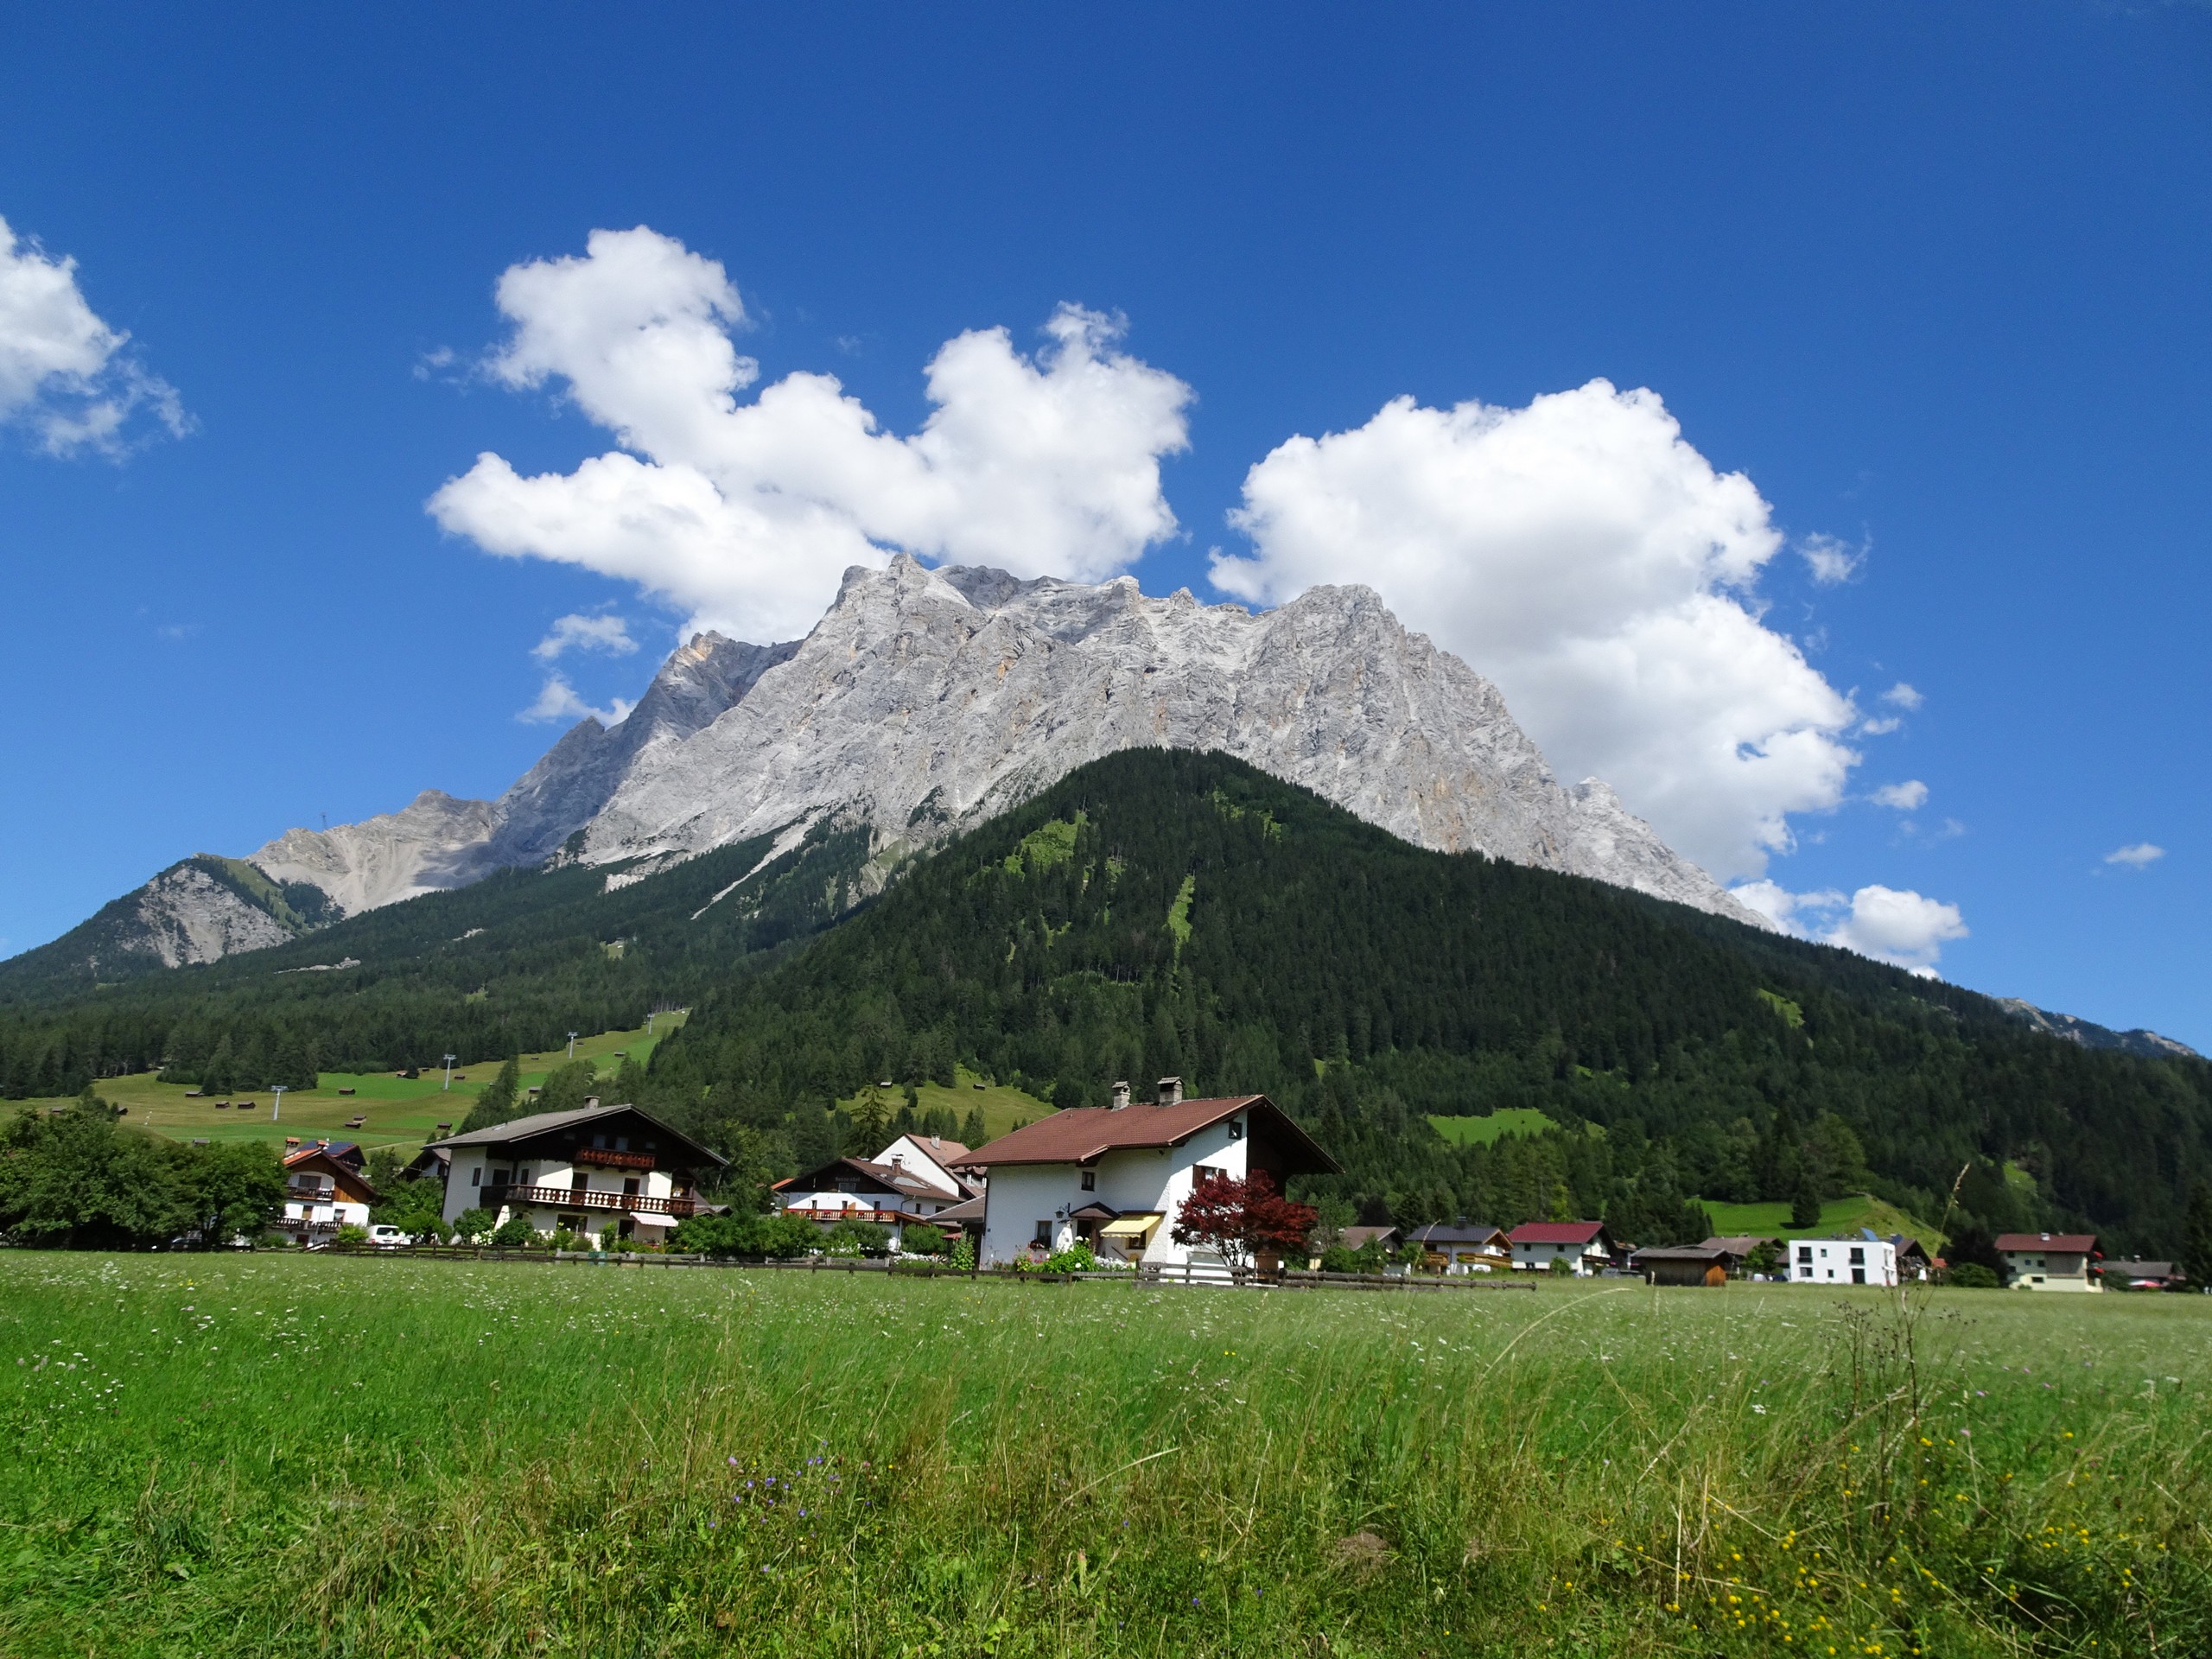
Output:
[[574, 1147, 655, 1171], [487, 1183, 695, 1217]]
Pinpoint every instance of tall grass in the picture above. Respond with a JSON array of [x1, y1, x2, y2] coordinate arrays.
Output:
[[1, 1255, 2205, 1656]]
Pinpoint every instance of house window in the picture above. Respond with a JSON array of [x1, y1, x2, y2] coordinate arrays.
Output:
[[1194, 1165, 1223, 1182], [1852, 1268, 1866, 1284], [472, 1167, 481, 1187], [1081, 1171, 1096, 1191], [593, 1135, 607, 1148], [616, 1136, 629, 1152], [1227, 1120, 1243, 1140], [1849, 1247, 1865, 1265], [1034, 1221, 1052, 1246], [1796, 1246, 1812, 1262]]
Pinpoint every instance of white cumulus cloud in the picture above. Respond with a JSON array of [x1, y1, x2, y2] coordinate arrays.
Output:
[[1799, 532, 1866, 585], [532, 612, 638, 661], [1730, 880, 1967, 975], [2104, 842, 2164, 869], [1210, 381, 1859, 880], [0, 214, 188, 455], [519, 672, 633, 727], [1881, 682, 1923, 709], [1871, 779, 1929, 811], [429, 226, 1192, 643]]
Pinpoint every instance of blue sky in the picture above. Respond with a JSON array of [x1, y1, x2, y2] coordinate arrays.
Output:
[[2, 3, 2206, 1045]]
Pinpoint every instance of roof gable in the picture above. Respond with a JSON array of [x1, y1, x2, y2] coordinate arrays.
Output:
[[425, 1103, 728, 1169], [967, 1094, 1338, 1174], [1510, 1221, 1608, 1246], [1994, 1232, 2098, 1254]]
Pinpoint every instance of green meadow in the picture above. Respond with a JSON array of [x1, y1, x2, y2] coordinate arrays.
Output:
[[21, 1017, 683, 1154], [2, 1254, 2205, 1657]]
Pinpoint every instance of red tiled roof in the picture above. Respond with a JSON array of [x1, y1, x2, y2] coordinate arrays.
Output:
[[1995, 1232, 2097, 1254], [966, 1095, 1339, 1174], [1510, 1221, 1608, 1246]]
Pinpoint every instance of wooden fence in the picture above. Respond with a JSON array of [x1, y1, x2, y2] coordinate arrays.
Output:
[[314, 1244, 1538, 1293]]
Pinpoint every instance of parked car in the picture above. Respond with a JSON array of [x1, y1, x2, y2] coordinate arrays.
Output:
[[367, 1224, 416, 1249]]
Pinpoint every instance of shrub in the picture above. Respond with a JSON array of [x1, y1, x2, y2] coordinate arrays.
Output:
[[1319, 1238, 1388, 1274], [1548, 1255, 1576, 1276], [450, 1207, 495, 1244], [1948, 1262, 2001, 1289], [334, 1224, 369, 1246], [490, 1215, 537, 1249], [671, 1211, 820, 1259], [597, 1223, 619, 1252], [949, 1234, 976, 1273], [1043, 1242, 1100, 1273], [824, 1217, 892, 1257], [257, 1230, 292, 1249], [900, 1226, 950, 1257]]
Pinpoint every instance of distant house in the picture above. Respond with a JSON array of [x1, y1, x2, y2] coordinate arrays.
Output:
[[1508, 1221, 1614, 1275], [1338, 1224, 1402, 1255], [874, 1134, 985, 1201], [775, 1155, 965, 1249], [280, 1141, 379, 1245], [424, 1103, 725, 1244], [1407, 1220, 1510, 1274], [1995, 1232, 2101, 1292], [966, 1077, 1338, 1268], [2103, 1257, 2184, 1291], [1891, 1236, 1935, 1282], [1631, 1243, 1736, 1287], [1787, 1236, 1898, 1287]]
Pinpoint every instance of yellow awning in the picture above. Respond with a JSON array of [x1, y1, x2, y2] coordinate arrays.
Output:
[[1100, 1215, 1160, 1239]]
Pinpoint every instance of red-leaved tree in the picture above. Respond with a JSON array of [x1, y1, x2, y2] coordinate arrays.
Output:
[[1171, 1170, 1318, 1268]]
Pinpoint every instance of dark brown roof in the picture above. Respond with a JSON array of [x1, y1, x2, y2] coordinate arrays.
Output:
[[1631, 1244, 1735, 1263], [932, 1195, 987, 1224], [778, 1156, 962, 1205], [966, 1094, 1338, 1174], [1338, 1224, 1400, 1250], [426, 1102, 728, 1169], [1702, 1235, 1783, 1255], [1995, 1232, 2098, 1254]]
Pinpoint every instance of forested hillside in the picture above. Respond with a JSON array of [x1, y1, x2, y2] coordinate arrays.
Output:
[[640, 751, 2212, 1255], [7, 749, 2207, 1254], [0, 823, 878, 1096]]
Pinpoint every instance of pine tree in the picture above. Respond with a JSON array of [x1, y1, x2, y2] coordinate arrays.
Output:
[[1790, 1173, 1823, 1230], [2182, 1182, 2212, 1292], [960, 1106, 987, 1147], [461, 1054, 524, 1133]]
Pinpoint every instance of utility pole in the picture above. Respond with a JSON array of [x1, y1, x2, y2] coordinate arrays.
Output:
[[567, 1031, 579, 1059], [271, 1084, 285, 1122], [442, 1053, 458, 1090]]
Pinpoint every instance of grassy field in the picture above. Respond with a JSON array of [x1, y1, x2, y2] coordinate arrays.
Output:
[[22, 1017, 683, 1155], [1697, 1192, 1941, 1246], [1427, 1107, 1557, 1147], [834, 1066, 1055, 1143], [2, 1255, 2205, 1657]]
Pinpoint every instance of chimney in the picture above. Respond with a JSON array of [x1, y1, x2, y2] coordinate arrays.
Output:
[[583, 1095, 601, 1109], [1109, 1081, 1131, 1111], [1156, 1076, 1182, 1107]]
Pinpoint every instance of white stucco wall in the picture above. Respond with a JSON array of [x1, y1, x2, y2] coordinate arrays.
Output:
[[1789, 1239, 1898, 1287], [978, 1113, 1253, 1266]]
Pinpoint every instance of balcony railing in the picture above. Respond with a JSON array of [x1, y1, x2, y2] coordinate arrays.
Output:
[[574, 1147, 655, 1170], [486, 1183, 696, 1217]]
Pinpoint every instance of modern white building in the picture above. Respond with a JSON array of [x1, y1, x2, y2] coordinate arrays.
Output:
[[424, 1103, 725, 1244], [1788, 1236, 1899, 1287], [1995, 1231, 2101, 1291], [967, 1078, 1338, 1268]]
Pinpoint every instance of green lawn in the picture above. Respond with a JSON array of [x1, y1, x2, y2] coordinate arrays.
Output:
[[1, 1252, 2204, 1656], [21, 1015, 683, 1156], [1696, 1191, 1942, 1247], [1427, 1107, 1556, 1147]]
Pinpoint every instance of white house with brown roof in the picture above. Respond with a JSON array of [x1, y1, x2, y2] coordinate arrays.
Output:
[[1507, 1221, 1614, 1275], [279, 1141, 379, 1245], [774, 1155, 965, 1248], [423, 1103, 726, 1244], [966, 1077, 1338, 1268], [874, 1134, 983, 1201], [1996, 1231, 2101, 1291]]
